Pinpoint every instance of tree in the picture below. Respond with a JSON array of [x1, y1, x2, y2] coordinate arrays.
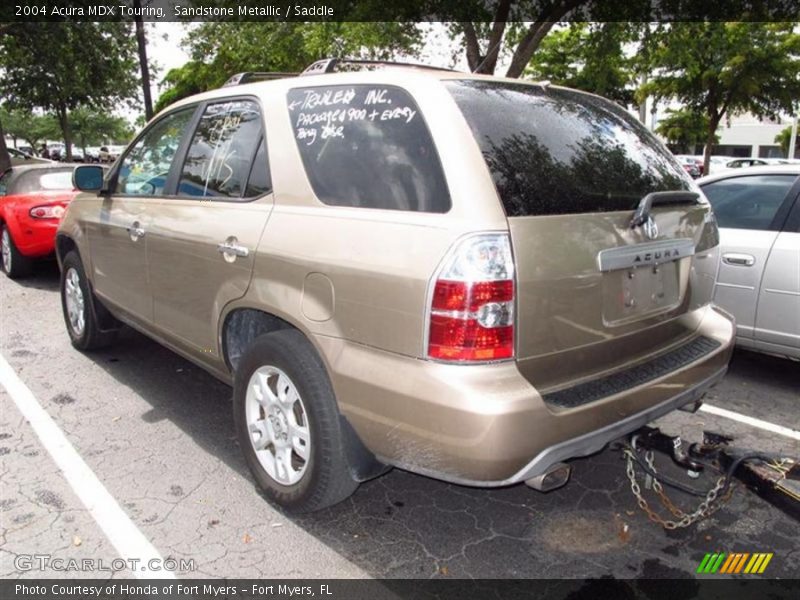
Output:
[[454, 1, 590, 77], [133, 0, 154, 120], [655, 109, 718, 154], [0, 106, 60, 149], [0, 22, 140, 160], [638, 22, 800, 174], [775, 125, 799, 158], [69, 107, 134, 154], [155, 22, 421, 112], [524, 22, 640, 106]]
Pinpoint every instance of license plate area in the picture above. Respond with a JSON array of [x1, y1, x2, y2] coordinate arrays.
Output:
[[602, 262, 681, 324], [597, 239, 694, 326]]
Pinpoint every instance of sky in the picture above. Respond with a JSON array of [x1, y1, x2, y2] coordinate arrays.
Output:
[[141, 22, 468, 122]]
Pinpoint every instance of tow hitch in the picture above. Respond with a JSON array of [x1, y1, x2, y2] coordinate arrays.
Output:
[[616, 426, 798, 529]]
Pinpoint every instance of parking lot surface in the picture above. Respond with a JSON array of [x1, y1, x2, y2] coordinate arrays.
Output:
[[1, 263, 798, 579]]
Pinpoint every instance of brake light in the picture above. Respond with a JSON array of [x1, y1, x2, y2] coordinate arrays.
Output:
[[427, 233, 515, 362], [29, 205, 65, 219]]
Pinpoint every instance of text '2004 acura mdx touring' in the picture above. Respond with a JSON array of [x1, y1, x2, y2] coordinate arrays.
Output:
[[58, 60, 734, 512]]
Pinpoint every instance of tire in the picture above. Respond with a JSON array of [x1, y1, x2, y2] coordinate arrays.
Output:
[[60, 251, 117, 350], [1, 224, 33, 279], [234, 329, 359, 513]]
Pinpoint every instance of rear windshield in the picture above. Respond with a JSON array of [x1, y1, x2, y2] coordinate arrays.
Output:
[[13, 169, 74, 194], [287, 84, 450, 213], [447, 80, 690, 217]]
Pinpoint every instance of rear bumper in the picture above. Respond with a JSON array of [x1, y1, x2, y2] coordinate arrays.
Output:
[[315, 304, 735, 486]]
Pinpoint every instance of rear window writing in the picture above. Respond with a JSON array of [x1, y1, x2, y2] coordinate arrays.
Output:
[[287, 85, 450, 213], [447, 80, 690, 217]]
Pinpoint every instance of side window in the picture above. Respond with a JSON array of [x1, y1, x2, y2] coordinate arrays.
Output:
[[244, 138, 271, 197], [178, 100, 265, 199], [286, 85, 450, 213], [702, 175, 797, 230], [115, 108, 194, 196]]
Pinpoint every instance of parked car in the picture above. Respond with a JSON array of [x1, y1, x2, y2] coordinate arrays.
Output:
[[18, 145, 35, 156], [83, 147, 101, 163], [673, 154, 701, 178], [98, 145, 123, 163], [698, 166, 799, 360], [59, 60, 734, 512], [47, 143, 65, 161], [725, 158, 769, 169], [7, 147, 51, 167], [0, 164, 84, 278]]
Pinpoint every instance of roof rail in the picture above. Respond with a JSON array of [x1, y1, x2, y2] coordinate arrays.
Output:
[[300, 58, 457, 76], [222, 72, 298, 87]]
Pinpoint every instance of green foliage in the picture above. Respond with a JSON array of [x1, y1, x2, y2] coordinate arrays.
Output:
[[638, 22, 800, 171], [0, 106, 60, 148], [774, 125, 799, 157], [655, 109, 717, 152], [524, 23, 641, 105], [69, 107, 134, 150], [154, 22, 422, 113], [0, 22, 140, 158]]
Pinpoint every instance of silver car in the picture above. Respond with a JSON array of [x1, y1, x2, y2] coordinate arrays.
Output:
[[699, 166, 800, 359]]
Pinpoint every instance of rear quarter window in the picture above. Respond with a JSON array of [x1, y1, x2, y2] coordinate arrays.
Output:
[[447, 80, 690, 217], [286, 84, 450, 213]]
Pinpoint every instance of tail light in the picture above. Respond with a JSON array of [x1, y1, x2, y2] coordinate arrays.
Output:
[[29, 205, 65, 219], [427, 233, 515, 362]]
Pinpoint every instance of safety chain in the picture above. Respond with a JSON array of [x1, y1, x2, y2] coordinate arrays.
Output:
[[624, 448, 735, 529]]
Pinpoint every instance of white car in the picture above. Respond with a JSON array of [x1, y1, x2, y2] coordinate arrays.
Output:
[[699, 166, 800, 359]]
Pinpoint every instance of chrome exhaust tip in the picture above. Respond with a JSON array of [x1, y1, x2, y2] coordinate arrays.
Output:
[[524, 462, 571, 492]]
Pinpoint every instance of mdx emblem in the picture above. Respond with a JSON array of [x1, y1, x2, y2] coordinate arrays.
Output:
[[642, 216, 659, 240]]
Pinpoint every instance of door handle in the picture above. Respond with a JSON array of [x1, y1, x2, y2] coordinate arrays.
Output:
[[217, 238, 249, 261], [722, 253, 755, 267], [127, 221, 145, 242]]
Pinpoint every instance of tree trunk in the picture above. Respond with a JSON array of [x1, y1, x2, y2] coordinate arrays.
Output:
[[703, 117, 719, 176], [505, 22, 556, 78], [0, 117, 10, 173], [57, 105, 73, 161], [134, 0, 154, 120], [461, 22, 481, 72]]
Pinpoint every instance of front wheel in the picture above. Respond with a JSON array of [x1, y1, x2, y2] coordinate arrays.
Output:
[[60, 251, 117, 350], [234, 330, 359, 513]]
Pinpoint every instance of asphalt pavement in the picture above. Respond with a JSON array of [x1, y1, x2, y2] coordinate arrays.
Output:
[[1, 262, 798, 580]]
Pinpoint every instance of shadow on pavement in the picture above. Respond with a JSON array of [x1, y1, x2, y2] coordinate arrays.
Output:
[[78, 325, 800, 579]]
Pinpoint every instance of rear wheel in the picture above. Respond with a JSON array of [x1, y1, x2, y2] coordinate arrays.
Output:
[[234, 330, 359, 513], [1, 225, 33, 279], [60, 251, 117, 350]]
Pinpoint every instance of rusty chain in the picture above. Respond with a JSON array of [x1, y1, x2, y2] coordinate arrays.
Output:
[[624, 448, 734, 530]]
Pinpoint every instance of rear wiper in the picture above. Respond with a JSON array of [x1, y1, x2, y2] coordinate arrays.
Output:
[[630, 191, 700, 229]]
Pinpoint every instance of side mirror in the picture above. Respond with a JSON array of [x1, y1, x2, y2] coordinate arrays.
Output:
[[73, 165, 105, 192]]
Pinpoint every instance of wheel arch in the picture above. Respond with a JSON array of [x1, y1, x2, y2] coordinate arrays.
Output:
[[222, 306, 389, 482], [55, 233, 78, 270]]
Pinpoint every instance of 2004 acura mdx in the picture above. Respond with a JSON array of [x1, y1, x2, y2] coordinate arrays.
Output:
[[58, 59, 734, 512]]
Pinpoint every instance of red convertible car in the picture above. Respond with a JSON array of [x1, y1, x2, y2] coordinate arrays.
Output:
[[0, 164, 81, 279]]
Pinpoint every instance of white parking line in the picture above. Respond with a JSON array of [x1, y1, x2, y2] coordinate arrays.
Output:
[[700, 403, 800, 441], [0, 353, 174, 579]]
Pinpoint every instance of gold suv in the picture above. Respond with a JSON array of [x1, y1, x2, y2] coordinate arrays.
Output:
[[59, 59, 734, 512]]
